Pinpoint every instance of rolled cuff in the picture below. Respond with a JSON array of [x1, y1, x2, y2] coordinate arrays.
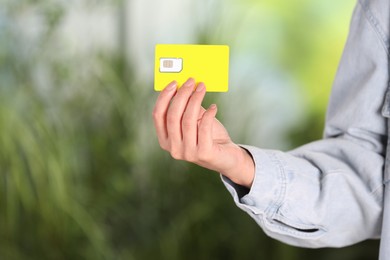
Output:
[[220, 144, 328, 248], [221, 144, 286, 217]]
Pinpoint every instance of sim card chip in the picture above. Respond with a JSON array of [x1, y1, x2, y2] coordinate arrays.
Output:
[[163, 60, 173, 68], [160, 58, 183, 73]]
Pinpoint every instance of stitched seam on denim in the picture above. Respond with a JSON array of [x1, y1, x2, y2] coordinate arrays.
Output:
[[265, 152, 287, 217], [359, 0, 390, 57]]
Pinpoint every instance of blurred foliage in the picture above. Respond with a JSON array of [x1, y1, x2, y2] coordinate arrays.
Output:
[[0, 0, 379, 260]]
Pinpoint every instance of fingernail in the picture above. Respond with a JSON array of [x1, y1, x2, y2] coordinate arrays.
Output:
[[184, 78, 195, 88], [166, 81, 177, 91], [196, 83, 205, 92], [209, 104, 217, 110]]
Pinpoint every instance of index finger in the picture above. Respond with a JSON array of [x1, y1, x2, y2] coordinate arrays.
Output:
[[152, 81, 177, 147]]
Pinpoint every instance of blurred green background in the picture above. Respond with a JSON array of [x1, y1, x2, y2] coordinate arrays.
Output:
[[0, 0, 380, 259]]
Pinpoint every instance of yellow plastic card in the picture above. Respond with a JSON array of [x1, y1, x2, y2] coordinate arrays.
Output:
[[154, 44, 229, 92]]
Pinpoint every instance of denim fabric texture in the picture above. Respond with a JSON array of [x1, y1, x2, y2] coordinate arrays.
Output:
[[221, 0, 390, 258]]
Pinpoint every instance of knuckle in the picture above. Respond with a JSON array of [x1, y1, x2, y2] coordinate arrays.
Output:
[[170, 149, 182, 160], [197, 151, 211, 162], [183, 151, 196, 163], [160, 143, 169, 152]]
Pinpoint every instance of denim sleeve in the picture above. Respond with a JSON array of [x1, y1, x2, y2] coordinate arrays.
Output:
[[221, 0, 389, 248]]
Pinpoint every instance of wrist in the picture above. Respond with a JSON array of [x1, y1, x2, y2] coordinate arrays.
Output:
[[223, 145, 255, 188]]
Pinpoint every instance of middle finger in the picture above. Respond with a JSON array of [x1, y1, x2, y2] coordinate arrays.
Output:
[[166, 78, 196, 146]]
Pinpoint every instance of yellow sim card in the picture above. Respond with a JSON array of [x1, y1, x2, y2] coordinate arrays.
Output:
[[154, 44, 229, 92]]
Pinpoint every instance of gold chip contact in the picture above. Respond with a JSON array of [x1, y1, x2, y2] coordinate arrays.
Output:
[[163, 60, 173, 68]]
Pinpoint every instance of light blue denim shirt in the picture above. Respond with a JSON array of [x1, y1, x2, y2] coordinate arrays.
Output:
[[221, 0, 390, 258]]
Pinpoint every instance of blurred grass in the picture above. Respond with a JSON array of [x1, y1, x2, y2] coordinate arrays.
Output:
[[0, 0, 379, 260]]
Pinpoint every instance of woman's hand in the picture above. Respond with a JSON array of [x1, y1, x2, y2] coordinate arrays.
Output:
[[152, 78, 255, 188]]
